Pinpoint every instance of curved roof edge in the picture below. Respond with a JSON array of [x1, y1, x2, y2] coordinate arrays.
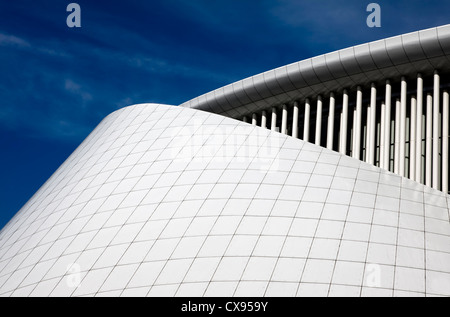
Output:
[[180, 24, 450, 118]]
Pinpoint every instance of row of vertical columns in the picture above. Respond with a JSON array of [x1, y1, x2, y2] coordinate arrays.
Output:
[[241, 71, 449, 194]]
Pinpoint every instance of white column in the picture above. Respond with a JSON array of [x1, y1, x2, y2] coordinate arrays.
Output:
[[443, 91, 449, 193], [369, 84, 377, 165], [399, 77, 407, 177], [390, 117, 396, 172], [416, 74, 423, 183], [394, 99, 401, 175], [315, 96, 323, 146], [292, 102, 299, 138], [376, 121, 381, 167], [327, 93, 336, 150], [380, 102, 386, 170], [340, 90, 349, 154], [426, 94, 433, 187], [281, 104, 288, 135], [261, 111, 267, 129], [410, 96, 417, 181], [354, 87, 363, 159], [304, 99, 311, 142], [384, 80, 392, 170], [252, 113, 258, 126], [243, 116, 248, 123], [352, 108, 357, 157], [440, 110, 442, 190], [365, 106, 371, 163], [433, 71, 441, 190], [339, 113, 343, 152], [271, 107, 277, 132]]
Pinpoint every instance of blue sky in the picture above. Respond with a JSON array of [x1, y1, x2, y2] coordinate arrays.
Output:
[[0, 0, 449, 229]]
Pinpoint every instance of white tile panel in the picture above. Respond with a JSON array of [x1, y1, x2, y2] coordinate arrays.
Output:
[[0, 103, 450, 297]]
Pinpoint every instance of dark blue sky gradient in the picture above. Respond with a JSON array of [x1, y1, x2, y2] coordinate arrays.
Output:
[[1, 0, 449, 229]]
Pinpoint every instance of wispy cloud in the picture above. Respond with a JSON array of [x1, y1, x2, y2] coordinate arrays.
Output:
[[0, 24, 238, 140], [65, 79, 93, 104], [1, 0, 450, 143], [0, 32, 30, 48]]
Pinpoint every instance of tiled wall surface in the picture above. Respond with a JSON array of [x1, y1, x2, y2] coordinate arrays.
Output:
[[0, 103, 449, 297]]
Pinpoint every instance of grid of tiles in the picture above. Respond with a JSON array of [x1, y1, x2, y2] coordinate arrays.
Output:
[[0, 103, 450, 297]]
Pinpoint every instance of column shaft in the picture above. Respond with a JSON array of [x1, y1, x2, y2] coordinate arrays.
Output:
[[327, 93, 336, 150], [339, 113, 343, 152], [365, 107, 371, 163], [304, 99, 311, 142], [352, 108, 357, 157], [271, 107, 277, 132], [380, 102, 386, 169], [433, 71, 440, 190], [399, 78, 407, 177], [410, 96, 417, 181], [252, 113, 258, 126], [416, 74, 424, 183], [426, 94, 433, 187], [384, 81, 392, 170], [281, 105, 288, 135], [292, 102, 299, 138], [443, 91, 449, 193], [341, 90, 349, 154], [315, 96, 323, 146], [354, 87, 363, 159], [394, 99, 401, 175], [369, 84, 377, 165], [261, 111, 267, 129]]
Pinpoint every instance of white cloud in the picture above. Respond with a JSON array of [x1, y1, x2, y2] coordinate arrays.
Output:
[[65, 79, 93, 103], [0, 33, 31, 48]]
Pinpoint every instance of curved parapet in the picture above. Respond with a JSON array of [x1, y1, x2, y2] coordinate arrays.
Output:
[[180, 25, 450, 118], [0, 104, 450, 297]]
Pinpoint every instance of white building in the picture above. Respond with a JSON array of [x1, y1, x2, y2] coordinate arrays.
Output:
[[0, 25, 450, 297]]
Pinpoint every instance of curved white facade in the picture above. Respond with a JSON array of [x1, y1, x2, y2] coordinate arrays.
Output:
[[182, 24, 450, 194], [1, 25, 450, 297], [1, 103, 450, 297]]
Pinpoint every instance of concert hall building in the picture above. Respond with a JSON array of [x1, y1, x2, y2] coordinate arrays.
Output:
[[1, 25, 450, 297]]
